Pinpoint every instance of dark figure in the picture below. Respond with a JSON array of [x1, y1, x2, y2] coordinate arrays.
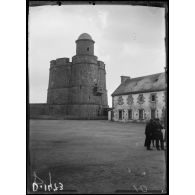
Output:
[[144, 119, 154, 150], [153, 119, 164, 150], [151, 136, 155, 147]]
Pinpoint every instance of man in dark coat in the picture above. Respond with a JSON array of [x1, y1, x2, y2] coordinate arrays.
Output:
[[154, 118, 164, 150], [145, 119, 154, 150]]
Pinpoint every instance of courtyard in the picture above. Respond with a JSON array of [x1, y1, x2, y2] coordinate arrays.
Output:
[[28, 120, 166, 194]]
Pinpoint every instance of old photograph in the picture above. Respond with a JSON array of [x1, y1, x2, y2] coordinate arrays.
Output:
[[27, 1, 168, 194]]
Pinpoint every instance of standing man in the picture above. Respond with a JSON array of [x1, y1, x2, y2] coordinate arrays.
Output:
[[145, 119, 154, 150], [154, 118, 164, 150]]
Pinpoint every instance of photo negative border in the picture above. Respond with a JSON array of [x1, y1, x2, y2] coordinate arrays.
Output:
[[26, 1, 169, 194]]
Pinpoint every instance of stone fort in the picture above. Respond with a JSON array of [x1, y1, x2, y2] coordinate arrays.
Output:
[[30, 33, 108, 119]]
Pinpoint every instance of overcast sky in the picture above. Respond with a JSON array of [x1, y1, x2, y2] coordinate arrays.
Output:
[[29, 5, 165, 107]]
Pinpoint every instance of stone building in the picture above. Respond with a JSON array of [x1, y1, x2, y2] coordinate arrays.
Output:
[[30, 33, 108, 119], [111, 73, 166, 123]]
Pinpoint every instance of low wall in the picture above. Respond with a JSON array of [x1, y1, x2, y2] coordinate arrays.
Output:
[[29, 103, 108, 120], [29, 104, 49, 116]]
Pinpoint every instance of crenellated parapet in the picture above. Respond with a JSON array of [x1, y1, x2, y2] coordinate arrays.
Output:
[[50, 58, 71, 69], [72, 55, 97, 65]]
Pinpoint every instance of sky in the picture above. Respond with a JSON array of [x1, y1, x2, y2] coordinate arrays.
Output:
[[29, 5, 165, 107]]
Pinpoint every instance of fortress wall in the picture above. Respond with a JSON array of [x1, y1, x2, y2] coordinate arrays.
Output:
[[29, 104, 68, 118], [71, 63, 99, 86], [29, 104, 49, 117], [29, 103, 107, 119], [71, 55, 100, 105], [98, 61, 106, 89], [47, 58, 71, 104], [47, 104, 68, 115], [98, 61, 108, 107], [47, 88, 70, 104], [72, 55, 97, 64], [48, 58, 71, 88], [67, 104, 107, 119]]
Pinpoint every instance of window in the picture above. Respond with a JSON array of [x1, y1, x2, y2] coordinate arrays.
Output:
[[119, 110, 122, 120], [151, 94, 156, 102], [151, 109, 156, 119], [98, 109, 101, 116], [87, 47, 89, 51], [139, 95, 143, 102], [128, 109, 133, 120], [139, 109, 144, 120], [150, 93, 157, 102], [127, 94, 134, 105], [137, 94, 145, 104], [152, 95, 155, 101], [118, 96, 124, 105]]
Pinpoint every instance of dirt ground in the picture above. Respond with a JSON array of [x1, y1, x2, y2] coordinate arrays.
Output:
[[28, 120, 166, 194]]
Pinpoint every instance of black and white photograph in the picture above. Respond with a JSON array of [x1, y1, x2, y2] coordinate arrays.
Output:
[[27, 1, 168, 194]]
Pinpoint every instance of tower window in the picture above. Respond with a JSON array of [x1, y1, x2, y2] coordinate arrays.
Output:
[[151, 109, 156, 119], [87, 47, 89, 51]]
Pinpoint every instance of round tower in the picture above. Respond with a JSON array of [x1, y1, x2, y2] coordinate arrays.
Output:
[[46, 33, 108, 119], [47, 58, 71, 105], [69, 33, 108, 118]]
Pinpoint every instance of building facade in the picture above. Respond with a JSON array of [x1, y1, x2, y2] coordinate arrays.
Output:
[[111, 73, 166, 122], [30, 33, 108, 119]]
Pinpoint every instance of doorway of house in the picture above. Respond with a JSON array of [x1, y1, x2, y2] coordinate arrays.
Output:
[[151, 109, 156, 119], [139, 109, 144, 120]]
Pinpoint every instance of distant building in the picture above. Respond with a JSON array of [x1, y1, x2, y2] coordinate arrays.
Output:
[[111, 73, 166, 122]]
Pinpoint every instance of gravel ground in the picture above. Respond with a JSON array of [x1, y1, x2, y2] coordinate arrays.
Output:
[[28, 120, 166, 194]]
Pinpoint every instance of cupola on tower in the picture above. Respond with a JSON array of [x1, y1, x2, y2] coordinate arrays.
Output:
[[76, 33, 94, 56]]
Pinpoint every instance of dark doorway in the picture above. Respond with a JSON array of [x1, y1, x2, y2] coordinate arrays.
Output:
[[119, 110, 122, 120], [128, 109, 133, 120], [139, 109, 144, 120], [151, 109, 156, 119]]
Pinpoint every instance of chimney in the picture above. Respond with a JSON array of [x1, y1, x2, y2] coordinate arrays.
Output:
[[121, 76, 130, 83]]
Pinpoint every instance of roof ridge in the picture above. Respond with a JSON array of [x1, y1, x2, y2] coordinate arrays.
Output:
[[112, 72, 165, 96], [130, 72, 164, 81]]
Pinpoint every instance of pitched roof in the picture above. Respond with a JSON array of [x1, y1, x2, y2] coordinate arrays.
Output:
[[112, 72, 166, 96]]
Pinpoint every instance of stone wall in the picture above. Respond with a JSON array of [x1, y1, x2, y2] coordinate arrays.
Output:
[[76, 39, 94, 56], [112, 91, 165, 122], [29, 104, 49, 117], [47, 58, 71, 104], [29, 103, 107, 120]]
